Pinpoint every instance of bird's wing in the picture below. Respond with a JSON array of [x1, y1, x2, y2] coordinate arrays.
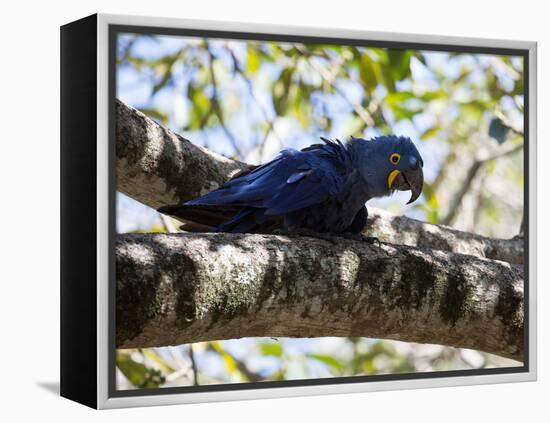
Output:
[[186, 148, 345, 215]]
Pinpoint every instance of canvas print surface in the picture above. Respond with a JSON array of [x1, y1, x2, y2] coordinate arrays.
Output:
[[113, 30, 525, 391]]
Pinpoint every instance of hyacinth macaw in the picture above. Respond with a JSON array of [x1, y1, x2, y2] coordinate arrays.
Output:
[[158, 135, 424, 238]]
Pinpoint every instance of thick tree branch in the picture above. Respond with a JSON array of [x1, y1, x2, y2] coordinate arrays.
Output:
[[116, 99, 248, 209], [116, 232, 524, 361], [366, 209, 524, 265], [116, 98, 523, 264]]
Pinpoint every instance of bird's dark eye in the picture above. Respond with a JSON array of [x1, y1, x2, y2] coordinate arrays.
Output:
[[390, 153, 401, 165]]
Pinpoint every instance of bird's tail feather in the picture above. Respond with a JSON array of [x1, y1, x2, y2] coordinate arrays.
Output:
[[157, 204, 239, 232], [158, 204, 273, 233]]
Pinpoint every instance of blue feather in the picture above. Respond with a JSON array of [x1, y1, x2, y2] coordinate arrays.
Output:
[[160, 135, 424, 234]]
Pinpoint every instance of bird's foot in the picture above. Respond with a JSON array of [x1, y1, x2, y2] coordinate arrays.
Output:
[[272, 229, 381, 246], [272, 228, 339, 244], [340, 232, 381, 246], [271, 228, 295, 237]]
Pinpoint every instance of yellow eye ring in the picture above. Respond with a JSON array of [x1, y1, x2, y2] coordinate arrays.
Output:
[[390, 153, 401, 165]]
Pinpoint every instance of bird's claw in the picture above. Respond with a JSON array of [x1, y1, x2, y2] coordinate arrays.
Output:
[[271, 228, 338, 244], [271, 229, 381, 246], [340, 233, 381, 246], [295, 229, 340, 244], [271, 229, 292, 236], [364, 236, 381, 246]]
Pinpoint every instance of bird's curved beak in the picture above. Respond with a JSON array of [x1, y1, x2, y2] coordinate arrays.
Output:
[[388, 166, 424, 204]]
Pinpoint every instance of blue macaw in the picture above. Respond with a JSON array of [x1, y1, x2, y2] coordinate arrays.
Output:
[[158, 135, 424, 237]]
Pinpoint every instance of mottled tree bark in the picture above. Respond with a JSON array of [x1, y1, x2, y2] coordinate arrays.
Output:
[[116, 99, 523, 264], [367, 209, 524, 265], [116, 233, 524, 361], [116, 99, 248, 209]]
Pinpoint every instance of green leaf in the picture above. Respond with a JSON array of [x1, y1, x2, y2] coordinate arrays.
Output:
[[272, 67, 294, 115], [486, 71, 505, 99], [380, 62, 396, 93], [421, 90, 447, 101], [385, 91, 415, 105], [391, 104, 422, 121], [420, 125, 441, 140], [453, 68, 471, 86], [512, 76, 524, 96], [306, 353, 343, 370], [427, 209, 439, 224], [489, 117, 510, 144], [361, 49, 396, 92], [247, 46, 261, 74], [359, 53, 378, 93], [260, 342, 283, 357], [412, 51, 427, 65], [459, 102, 483, 123], [388, 50, 412, 81], [187, 84, 212, 129], [386, 91, 422, 120], [142, 349, 175, 373], [116, 352, 165, 388], [127, 56, 146, 70], [290, 80, 313, 128], [210, 341, 237, 375]]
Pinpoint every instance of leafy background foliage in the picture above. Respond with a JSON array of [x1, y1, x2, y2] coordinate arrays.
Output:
[[115, 33, 524, 389]]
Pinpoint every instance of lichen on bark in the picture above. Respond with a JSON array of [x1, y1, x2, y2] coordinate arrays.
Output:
[[116, 233, 524, 362]]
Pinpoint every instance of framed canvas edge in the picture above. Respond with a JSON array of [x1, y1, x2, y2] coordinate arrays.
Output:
[[95, 13, 537, 409]]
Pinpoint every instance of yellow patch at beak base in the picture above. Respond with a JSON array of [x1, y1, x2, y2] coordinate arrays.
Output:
[[387, 169, 400, 189]]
